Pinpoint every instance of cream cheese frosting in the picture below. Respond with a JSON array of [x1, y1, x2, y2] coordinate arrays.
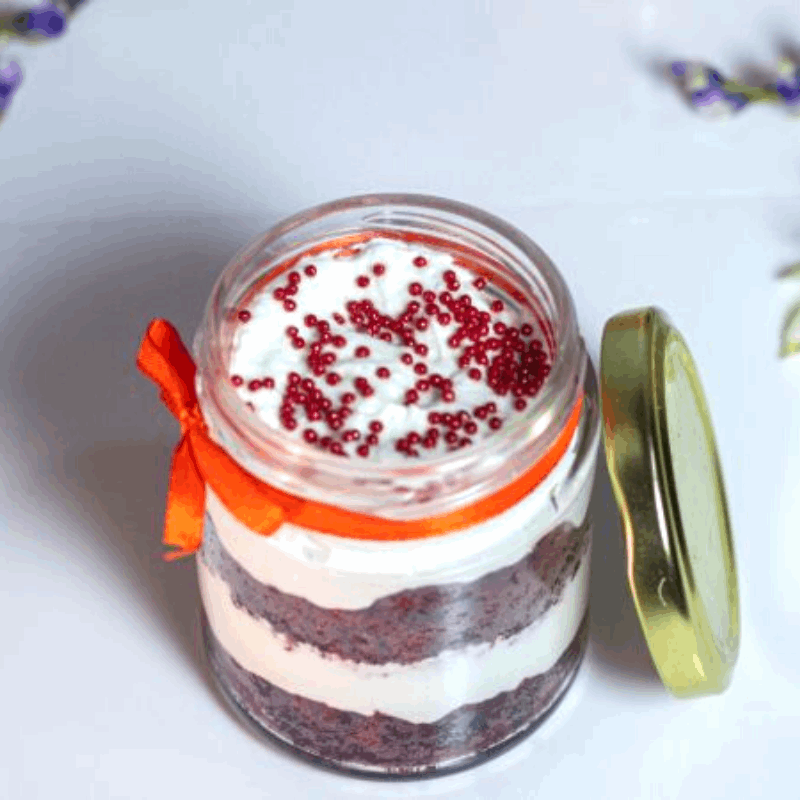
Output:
[[198, 555, 590, 725], [228, 237, 550, 462]]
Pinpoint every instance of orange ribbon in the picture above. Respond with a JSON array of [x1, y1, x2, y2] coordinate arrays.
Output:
[[137, 318, 583, 560]]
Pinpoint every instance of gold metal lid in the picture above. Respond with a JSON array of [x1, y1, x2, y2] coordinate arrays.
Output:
[[600, 307, 740, 697]]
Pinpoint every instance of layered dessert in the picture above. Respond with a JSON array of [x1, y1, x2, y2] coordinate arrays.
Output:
[[197, 234, 596, 775]]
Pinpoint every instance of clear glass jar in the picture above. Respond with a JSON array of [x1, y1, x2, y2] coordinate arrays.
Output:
[[192, 194, 601, 778]]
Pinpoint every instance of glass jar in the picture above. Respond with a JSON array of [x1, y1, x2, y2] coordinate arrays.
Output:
[[192, 194, 601, 778]]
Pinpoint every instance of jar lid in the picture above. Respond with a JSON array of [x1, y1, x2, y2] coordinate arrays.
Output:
[[600, 307, 740, 697]]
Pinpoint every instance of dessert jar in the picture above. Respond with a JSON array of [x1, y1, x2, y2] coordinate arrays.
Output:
[[190, 194, 601, 778]]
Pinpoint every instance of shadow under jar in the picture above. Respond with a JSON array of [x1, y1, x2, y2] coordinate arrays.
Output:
[[192, 194, 601, 778]]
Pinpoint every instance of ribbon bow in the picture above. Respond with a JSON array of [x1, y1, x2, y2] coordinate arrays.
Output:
[[137, 319, 582, 560]]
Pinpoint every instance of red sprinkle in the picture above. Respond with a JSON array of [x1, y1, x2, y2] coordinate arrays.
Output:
[[303, 429, 318, 443], [369, 420, 384, 433], [413, 256, 428, 267], [356, 444, 370, 458], [355, 346, 371, 358], [247, 379, 261, 391], [231, 375, 244, 387], [283, 300, 297, 312], [356, 275, 370, 288], [409, 282, 423, 296], [372, 263, 386, 276], [489, 417, 503, 430], [304, 264, 317, 277], [238, 310, 252, 322], [491, 300, 504, 313], [376, 367, 391, 379], [473, 277, 487, 290]]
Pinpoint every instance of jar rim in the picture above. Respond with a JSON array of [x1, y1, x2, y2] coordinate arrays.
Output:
[[194, 193, 584, 516]]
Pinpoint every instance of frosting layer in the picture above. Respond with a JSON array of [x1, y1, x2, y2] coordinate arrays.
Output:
[[201, 402, 595, 609], [198, 552, 589, 724], [205, 610, 588, 774], [201, 510, 590, 665], [229, 236, 549, 462]]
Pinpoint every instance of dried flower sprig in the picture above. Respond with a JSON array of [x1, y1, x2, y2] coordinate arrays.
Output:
[[775, 58, 800, 113], [0, 58, 22, 115], [0, 2, 69, 40], [669, 60, 784, 117], [0, 1, 83, 121], [779, 264, 800, 357], [669, 57, 800, 119]]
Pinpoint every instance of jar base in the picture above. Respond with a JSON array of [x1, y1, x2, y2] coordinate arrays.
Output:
[[201, 611, 587, 781]]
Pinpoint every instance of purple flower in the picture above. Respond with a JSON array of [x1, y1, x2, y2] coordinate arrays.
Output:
[[11, 2, 67, 37], [692, 86, 749, 112], [775, 60, 800, 108], [670, 61, 687, 77], [0, 61, 23, 113], [672, 61, 750, 116]]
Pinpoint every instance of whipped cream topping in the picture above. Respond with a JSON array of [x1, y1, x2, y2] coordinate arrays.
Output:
[[228, 237, 550, 462], [199, 554, 589, 725]]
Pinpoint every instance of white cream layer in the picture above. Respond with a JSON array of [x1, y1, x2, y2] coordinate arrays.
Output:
[[199, 553, 589, 725], [229, 237, 542, 462], [203, 414, 596, 610]]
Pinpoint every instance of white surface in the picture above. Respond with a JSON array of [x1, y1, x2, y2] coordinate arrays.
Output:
[[2, 1, 799, 798]]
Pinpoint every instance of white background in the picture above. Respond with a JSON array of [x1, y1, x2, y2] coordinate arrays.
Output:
[[2, 1, 799, 798]]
